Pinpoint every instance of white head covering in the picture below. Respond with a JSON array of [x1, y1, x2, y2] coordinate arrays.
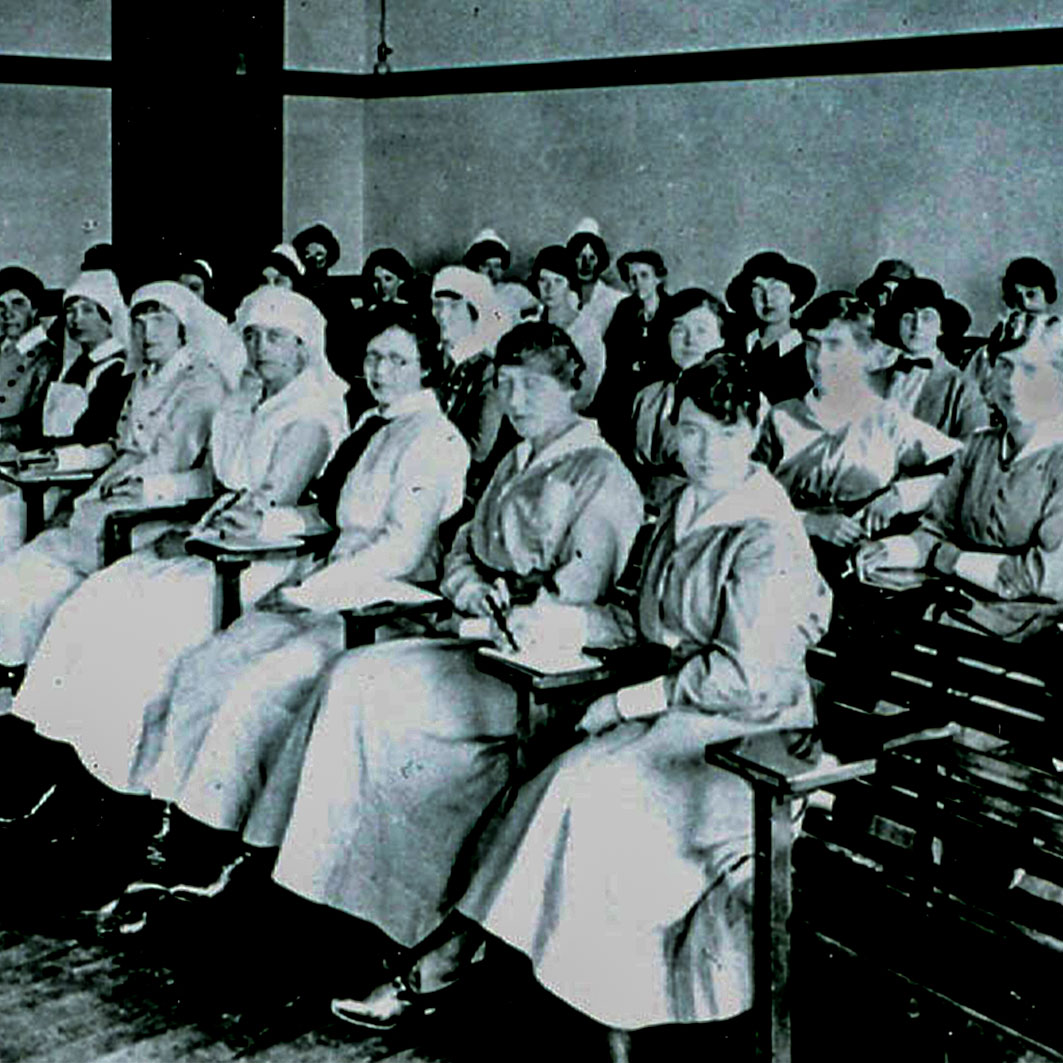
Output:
[[270, 243, 305, 276], [129, 280, 246, 387], [466, 228, 510, 256], [568, 217, 603, 243], [63, 269, 130, 352], [210, 287, 349, 490], [432, 265, 512, 363]]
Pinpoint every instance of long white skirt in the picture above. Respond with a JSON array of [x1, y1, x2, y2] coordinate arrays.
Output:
[[271, 637, 517, 949], [144, 607, 346, 846], [457, 713, 792, 1031], [13, 547, 296, 793]]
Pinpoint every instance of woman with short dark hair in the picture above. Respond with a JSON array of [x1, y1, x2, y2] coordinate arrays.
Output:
[[269, 320, 643, 1026], [876, 277, 987, 438]]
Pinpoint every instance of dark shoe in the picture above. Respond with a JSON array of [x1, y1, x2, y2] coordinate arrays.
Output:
[[330, 976, 450, 1030]]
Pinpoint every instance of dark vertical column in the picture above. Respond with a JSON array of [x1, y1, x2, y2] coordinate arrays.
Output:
[[112, 0, 283, 313]]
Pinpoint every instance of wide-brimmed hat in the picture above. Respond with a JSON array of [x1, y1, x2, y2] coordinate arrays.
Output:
[[0, 265, 45, 307], [364, 247, 413, 283], [725, 251, 818, 314], [293, 223, 341, 270], [878, 277, 971, 348], [617, 250, 667, 282]]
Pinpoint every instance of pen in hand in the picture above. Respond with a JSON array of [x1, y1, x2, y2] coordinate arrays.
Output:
[[486, 595, 520, 653]]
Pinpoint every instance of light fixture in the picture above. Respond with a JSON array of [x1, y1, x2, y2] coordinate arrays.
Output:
[[374, 0, 393, 75]]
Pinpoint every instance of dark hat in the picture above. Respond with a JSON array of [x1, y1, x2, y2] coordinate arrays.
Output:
[[364, 247, 413, 283], [869, 258, 916, 285], [617, 249, 667, 282], [878, 278, 971, 346], [81, 243, 115, 273], [531, 245, 580, 294], [665, 287, 723, 324], [725, 251, 818, 314], [0, 265, 45, 307], [293, 224, 341, 270]]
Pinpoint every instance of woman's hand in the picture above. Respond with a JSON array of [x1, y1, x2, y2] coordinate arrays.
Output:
[[804, 511, 864, 547], [504, 596, 588, 659], [214, 499, 265, 539], [456, 578, 510, 619], [577, 693, 622, 735], [858, 487, 902, 535], [100, 473, 144, 502]]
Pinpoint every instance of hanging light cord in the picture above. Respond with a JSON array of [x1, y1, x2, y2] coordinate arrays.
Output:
[[375, 0, 393, 74]]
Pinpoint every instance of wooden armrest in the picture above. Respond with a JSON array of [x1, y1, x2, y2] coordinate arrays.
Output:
[[475, 641, 672, 699], [102, 498, 215, 565], [705, 708, 961, 798], [340, 592, 450, 647], [183, 529, 336, 565]]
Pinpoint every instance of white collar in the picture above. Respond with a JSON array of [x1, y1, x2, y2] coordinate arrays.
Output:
[[746, 327, 802, 357], [513, 417, 606, 475], [673, 467, 796, 541], [86, 336, 125, 364], [358, 388, 440, 428], [15, 324, 48, 355]]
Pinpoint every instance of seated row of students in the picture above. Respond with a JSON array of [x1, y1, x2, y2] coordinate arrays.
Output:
[[0, 245, 1061, 1052]]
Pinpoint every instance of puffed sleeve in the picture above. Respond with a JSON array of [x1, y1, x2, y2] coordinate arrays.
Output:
[[668, 521, 828, 724], [550, 455, 644, 604]]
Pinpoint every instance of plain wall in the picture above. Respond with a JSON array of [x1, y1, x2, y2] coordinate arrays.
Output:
[[0, 0, 110, 59], [308, 0, 1063, 73], [284, 95, 365, 274], [0, 85, 111, 288], [360, 66, 1063, 333]]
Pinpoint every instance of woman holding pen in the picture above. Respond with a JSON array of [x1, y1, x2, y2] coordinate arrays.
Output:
[[0, 288, 347, 850]]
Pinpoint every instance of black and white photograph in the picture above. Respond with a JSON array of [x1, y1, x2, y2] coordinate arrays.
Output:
[[0, 2, 1062, 1060]]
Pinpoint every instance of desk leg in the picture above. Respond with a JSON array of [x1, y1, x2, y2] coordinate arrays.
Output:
[[513, 688, 532, 776], [21, 485, 45, 541], [753, 787, 794, 1063], [215, 560, 250, 630]]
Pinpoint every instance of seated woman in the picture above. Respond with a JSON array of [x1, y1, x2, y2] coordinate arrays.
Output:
[[725, 250, 817, 404], [530, 245, 608, 409], [857, 317, 1063, 641], [595, 249, 673, 445], [114, 313, 470, 898], [875, 277, 987, 438], [329, 356, 830, 1034], [463, 228, 539, 324], [4, 288, 347, 811], [0, 269, 131, 558], [0, 265, 61, 449], [268, 321, 643, 1015], [628, 287, 729, 508], [0, 281, 239, 688], [259, 243, 306, 291], [855, 258, 915, 310], [431, 265, 513, 496], [965, 257, 1059, 392], [755, 292, 962, 579]]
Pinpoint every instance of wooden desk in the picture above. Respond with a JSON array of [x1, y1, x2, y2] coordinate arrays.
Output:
[[0, 465, 99, 539], [475, 643, 673, 772], [340, 590, 449, 647], [184, 531, 335, 630]]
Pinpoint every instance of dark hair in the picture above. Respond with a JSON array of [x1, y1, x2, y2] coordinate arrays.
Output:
[[0, 265, 45, 308], [798, 291, 876, 348], [364, 307, 441, 386], [293, 224, 341, 270], [1002, 257, 1057, 309], [878, 278, 971, 350], [174, 256, 212, 293], [666, 287, 728, 327], [364, 247, 413, 284], [464, 239, 511, 273], [669, 353, 760, 428], [565, 231, 610, 273], [531, 245, 580, 296], [493, 320, 585, 393], [81, 243, 115, 273], [869, 259, 915, 285], [617, 250, 667, 283]]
